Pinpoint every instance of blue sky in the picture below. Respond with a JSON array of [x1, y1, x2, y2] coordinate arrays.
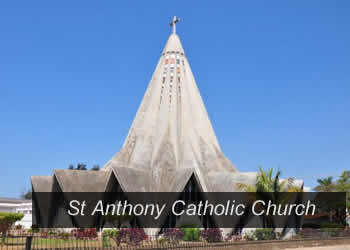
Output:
[[0, 1, 349, 196]]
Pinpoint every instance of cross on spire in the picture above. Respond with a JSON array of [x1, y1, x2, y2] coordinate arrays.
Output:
[[170, 16, 180, 34]]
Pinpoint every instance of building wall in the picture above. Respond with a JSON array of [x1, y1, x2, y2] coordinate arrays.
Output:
[[0, 199, 32, 229]]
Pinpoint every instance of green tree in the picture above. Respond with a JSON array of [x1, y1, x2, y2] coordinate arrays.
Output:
[[314, 177, 335, 192], [314, 174, 350, 223], [20, 189, 32, 200], [336, 171, 350, 192], [237, 167, 294, 192], [0, 212, 24, 244], [76, 163, 87, 170], [68, 163, 87, 170], [68, 163, 101, 171], [237, 167, 299, 228], [91, 165, 100, 171], [335, 171, 350, 224]]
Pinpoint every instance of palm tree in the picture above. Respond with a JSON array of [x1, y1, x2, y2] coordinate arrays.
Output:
[[338, 171, 350, 184], [237, 167, 296, 228], [335, 171, 350, 223], [314, 177, 334, 192], [237, 167, 293, 193], [313, 177, 337, 222], [257, 167, 283, 192], [336, 171, 350, 192]]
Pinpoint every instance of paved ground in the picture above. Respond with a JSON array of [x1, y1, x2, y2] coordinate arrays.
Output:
[[288, 245, 350, 250]]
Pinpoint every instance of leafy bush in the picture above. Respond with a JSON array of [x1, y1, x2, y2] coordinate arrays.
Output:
[[71, 228, 98, 239], [182, 227, 200, 241], [200, 228, 223, 242], [321, 222, 344, 229], [103, 229, 119, 247], [31, 224, 40, 233], [163, 228, 184, 242], [118, 228, 147, 246], [253, 229, 275, 240], [48, 230, 56, 236], [103, 229, 119, 238], [103, 235, 112, 248], [244, 231, 256, 241]]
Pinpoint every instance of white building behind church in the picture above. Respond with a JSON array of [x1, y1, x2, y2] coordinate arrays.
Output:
[[0, 197, 32, 229]]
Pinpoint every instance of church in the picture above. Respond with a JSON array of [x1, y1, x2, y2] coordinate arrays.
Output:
[[31, 17, 303, 236]]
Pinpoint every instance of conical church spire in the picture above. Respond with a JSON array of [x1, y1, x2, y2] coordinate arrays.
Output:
[[103, 19, 238, 191]]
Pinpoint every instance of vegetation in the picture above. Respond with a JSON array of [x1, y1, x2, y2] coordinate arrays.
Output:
[[237, 167, 350, 229], [200, 228, 223, 242], [245, 228, 275, 241], [0, 212, 24, 244], [118, 228, 147, 246], [237, 167, 297, 193], [237, 167, 350, 194], [314, 177, 335, 192], [68, 163, 87, 170], [20, 189, 32, 199], [103, 229, 119, 247], [314, 171, 350, 194], [102, 228, 147, 246], [91, 165, 100, 171], [182, 227, 200, 241], [237, 167, 299, 228], [253, 228, 275, 240], [163, 228, 184, 243], [71, 228, 98, 239], [313, 170, 350, 222], [68, 163, 100, 171], [29, 224, 40, 233], [103, 213, 134, 229]]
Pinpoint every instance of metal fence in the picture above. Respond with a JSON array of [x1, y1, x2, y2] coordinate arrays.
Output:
[[1, 229, 350, 250]]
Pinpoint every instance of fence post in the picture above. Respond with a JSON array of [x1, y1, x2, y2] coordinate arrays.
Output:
[[25, 236, 33, 250]]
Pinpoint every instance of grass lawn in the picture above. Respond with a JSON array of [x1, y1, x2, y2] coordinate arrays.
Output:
[[1, 237, 101, 249]]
